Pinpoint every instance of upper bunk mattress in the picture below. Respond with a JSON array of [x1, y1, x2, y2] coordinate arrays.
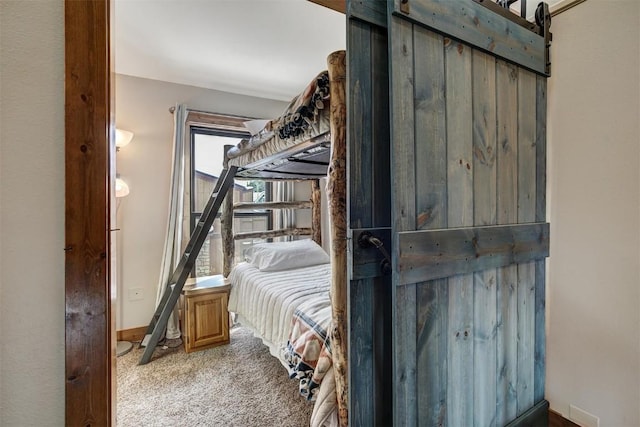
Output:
[[227, 70, 332, 179]]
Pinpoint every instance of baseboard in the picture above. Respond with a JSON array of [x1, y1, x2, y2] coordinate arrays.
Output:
[[117, 326, 147, 343], [549, 409, 581, 427]]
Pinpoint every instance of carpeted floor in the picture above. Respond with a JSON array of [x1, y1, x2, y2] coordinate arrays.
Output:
[[117, 326, 313, 426]]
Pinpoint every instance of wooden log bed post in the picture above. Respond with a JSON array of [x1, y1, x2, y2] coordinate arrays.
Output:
[[222, 145, 234, 277], [311, 179, 322, 246], [327, 50, 348, 427]]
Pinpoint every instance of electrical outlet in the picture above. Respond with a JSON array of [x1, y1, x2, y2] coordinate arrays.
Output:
[[128, 287, 143, 301], [569, 404, 599, 427]]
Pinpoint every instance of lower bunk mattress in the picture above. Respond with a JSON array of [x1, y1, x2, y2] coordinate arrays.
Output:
[[227, 261, 338, 426]]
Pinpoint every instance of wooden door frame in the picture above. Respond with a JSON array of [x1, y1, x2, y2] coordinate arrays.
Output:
[[65, 0, 115, 425]]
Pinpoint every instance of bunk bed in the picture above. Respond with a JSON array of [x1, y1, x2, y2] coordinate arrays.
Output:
[[222, 50, 347, 427]]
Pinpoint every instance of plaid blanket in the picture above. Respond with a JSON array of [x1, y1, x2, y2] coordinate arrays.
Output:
[[227, 70, 330, 161], [283, 297, 333, 401]]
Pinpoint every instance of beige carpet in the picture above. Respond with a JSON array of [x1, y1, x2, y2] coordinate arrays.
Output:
[[117, 326, 313, 426]]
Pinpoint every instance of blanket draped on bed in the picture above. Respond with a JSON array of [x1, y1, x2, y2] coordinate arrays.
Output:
[[227, 71, 330, 160], [283, 299, 333, 401]]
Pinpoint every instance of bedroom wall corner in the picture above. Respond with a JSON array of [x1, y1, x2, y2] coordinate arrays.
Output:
[[546, 1, 640, 425]]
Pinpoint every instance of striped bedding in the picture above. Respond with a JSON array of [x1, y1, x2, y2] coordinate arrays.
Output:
[[227, 261, 338, 426], [227, 261, 331, 364]]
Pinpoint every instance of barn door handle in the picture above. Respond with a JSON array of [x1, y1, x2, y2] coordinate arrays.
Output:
[[357, 231, 392, 276]]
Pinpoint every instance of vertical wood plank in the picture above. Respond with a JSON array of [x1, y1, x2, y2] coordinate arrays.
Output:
[[65, 0, 114, 425], [389, 15, 418, 426], [389, 21, 417, 233], [349, 278, 373, 424], [413, 25, 448, 427], [347, 18, 392, 425], [534, 75, 548, 404], [472, 49, 498, 427], [349, 19, 373, 230], [346, 19, 374, 426], [517, 68, 537, 415], [444, 38, 474, 427], [414, 27, 447, 232], [416, 280, 448, 425], [372, 276, 393, 424], [371, 27, 391, 227], [495, 59, 519, 426], [369, 25, 392, 426]]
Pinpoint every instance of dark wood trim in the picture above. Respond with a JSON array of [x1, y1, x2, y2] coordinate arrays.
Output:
[[504, 400, 549, 427], [186, 110, 253, 134], [308, 0, 346, 14], [549, 409, 581, 427], [65, 0, 114, 425], [117, 326, 147, 343]]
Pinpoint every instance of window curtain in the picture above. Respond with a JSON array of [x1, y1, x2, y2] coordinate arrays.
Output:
[[273, 181, 295, 241], [155, 104, 187, 340]]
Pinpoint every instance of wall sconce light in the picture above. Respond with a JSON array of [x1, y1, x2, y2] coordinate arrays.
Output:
[[115, 176, 130, 198], [115, 128, 134, 150], [115, 127, 133, 198]]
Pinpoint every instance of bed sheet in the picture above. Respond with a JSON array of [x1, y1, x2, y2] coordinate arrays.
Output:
[[227, 262, 331, 362]]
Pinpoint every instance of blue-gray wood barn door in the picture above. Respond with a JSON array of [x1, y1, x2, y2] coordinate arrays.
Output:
[[347, 1, 550, 425]]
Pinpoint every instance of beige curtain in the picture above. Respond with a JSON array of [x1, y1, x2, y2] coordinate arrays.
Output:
[[155, 104, 187, 340]]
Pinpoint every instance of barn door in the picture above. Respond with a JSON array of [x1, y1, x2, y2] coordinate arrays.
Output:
[[385, 1, 551, 426]]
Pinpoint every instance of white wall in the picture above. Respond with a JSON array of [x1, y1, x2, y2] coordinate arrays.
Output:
[[547, 1, 640, 425], [0, 1, 65, 425], [115, 74, 287, 330]]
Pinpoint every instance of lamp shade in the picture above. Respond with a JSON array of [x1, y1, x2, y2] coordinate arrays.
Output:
[[115, 177, 130, 198], [115, 128, 134, 148]]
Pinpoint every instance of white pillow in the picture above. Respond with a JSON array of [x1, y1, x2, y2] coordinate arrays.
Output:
[[245, 239, 330, 272], [243, 119, 270, 136]]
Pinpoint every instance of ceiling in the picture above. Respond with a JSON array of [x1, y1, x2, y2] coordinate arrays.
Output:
[[114, 0, 346, 101], [114, 0, 562, 102]]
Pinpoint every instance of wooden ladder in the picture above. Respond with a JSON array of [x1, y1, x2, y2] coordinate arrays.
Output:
[[138, 166, 238, 365]]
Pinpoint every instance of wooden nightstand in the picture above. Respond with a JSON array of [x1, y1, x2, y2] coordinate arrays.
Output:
[[181, 275, 231, 353]]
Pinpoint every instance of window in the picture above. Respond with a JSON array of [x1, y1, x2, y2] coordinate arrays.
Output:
[[190, 125, 271, 277]]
